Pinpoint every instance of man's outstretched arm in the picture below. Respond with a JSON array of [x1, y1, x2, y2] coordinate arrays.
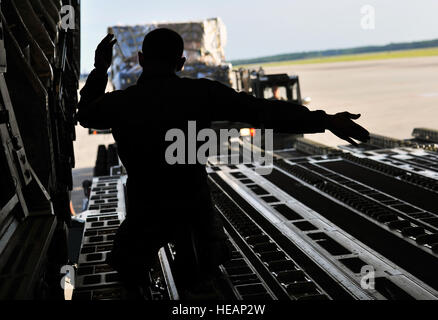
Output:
[[206, 80, 370, 146]]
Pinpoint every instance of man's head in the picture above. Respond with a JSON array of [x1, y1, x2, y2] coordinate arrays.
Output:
[[138, 28, 186, 72], [272, 85, 281, 100]]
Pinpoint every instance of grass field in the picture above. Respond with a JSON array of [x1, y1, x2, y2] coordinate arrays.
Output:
[[233, 47, 438, 69]]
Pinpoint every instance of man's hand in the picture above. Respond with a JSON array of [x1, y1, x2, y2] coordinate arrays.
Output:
[[327, 112, 370, 146], [94, 34, 117, 72]]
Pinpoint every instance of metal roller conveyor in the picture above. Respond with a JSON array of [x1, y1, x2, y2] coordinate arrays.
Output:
[[206, 157, 438, 300]]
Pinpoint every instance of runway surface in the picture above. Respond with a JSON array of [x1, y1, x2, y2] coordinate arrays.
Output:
[[74, 56, 438, 168], [72, 56, 438, 210], [264, 56, 438, 147]]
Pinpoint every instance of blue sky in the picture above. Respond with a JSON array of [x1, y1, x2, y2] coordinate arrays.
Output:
[[81, 0, 438, 73]]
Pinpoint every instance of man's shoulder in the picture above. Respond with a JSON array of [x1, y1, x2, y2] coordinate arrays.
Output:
[[117, 83, 144, 96], [179, 76, 222, 86], [179, 77, 232, 94]]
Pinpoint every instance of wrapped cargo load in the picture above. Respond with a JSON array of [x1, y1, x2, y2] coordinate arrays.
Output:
[[108, 18, 233, 90]]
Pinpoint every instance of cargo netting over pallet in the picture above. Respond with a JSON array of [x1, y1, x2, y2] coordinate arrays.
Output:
[[108, 17, 233, 90]]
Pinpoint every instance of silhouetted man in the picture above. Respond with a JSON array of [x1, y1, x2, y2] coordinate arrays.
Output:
[[77, 29, 370, 288]]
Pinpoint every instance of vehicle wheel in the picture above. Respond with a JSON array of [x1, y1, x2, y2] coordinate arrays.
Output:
[[107, 143, 119, 173], [94, 145, 108, 177]]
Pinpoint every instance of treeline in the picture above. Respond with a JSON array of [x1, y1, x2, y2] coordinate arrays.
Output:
[[230, 39, 438, 65]]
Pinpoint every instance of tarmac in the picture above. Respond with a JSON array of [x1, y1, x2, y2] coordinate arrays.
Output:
[[263, 56, 438, 147], [72, 56, 438, 212]]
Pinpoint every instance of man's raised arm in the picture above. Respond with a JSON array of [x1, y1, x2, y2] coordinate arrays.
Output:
[[77, 34, 121, 129]]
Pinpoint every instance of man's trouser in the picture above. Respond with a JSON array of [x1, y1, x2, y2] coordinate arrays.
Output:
[[107, 209, 231, 287]]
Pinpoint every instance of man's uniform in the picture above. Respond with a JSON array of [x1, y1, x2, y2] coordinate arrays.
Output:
[[77, 69, 329, 284]]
